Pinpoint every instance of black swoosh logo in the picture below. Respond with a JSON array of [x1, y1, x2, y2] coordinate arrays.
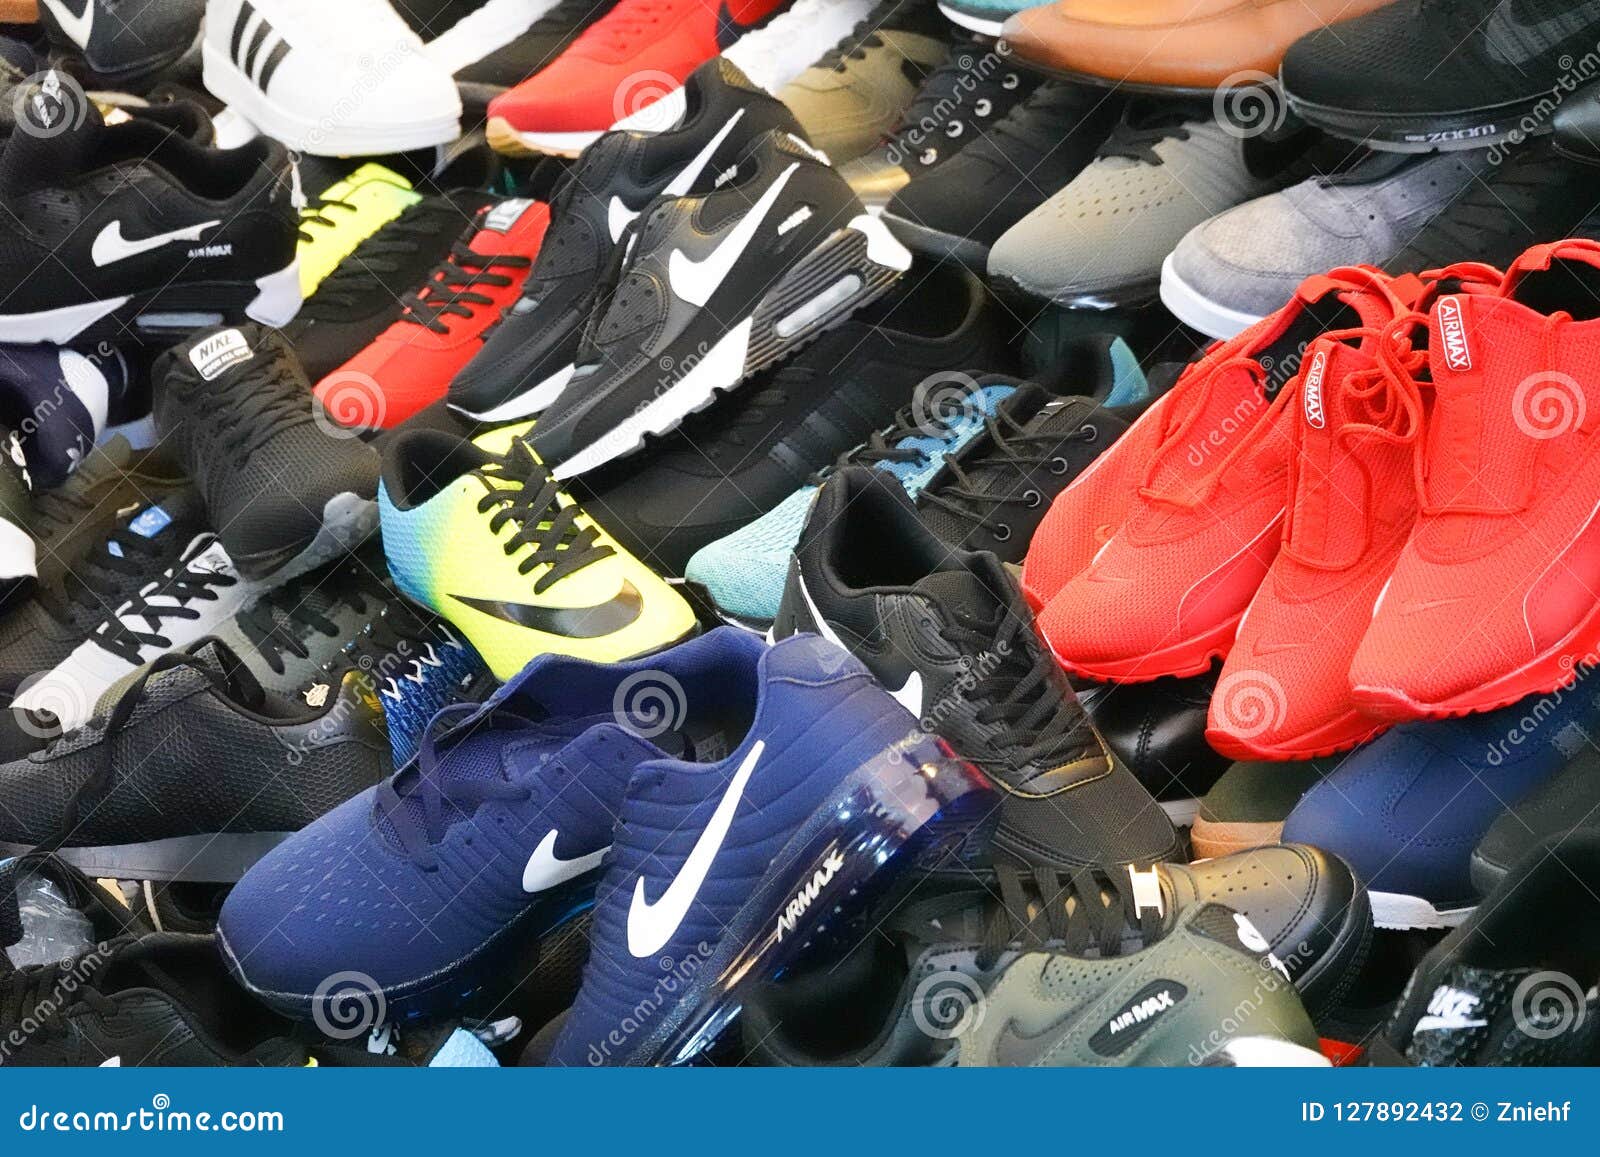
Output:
[[992, 1015, 1077, 1067], [451, 581, 643, 638]]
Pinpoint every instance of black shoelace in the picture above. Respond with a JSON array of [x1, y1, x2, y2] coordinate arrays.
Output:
[[917, 411, 1098, 542], [1096, 100, 1205, 166], [93, 546, 239, 667], [33, 525, 171, 629], [474, 438, 615, 592], [572, 216, 644, 364], [980, 83, 1096, 158], [172, 351, 313, 471], [342, 602, 468, 702], [297, 190, 357, 245], [0, 936, 127, 1035], [234, 563, 390, 676], [807, 400, 972, 487], [976, 862, 1168, 969], [304, 200, 458, 313], [399, 232, 532, 336], [882, 47, 1023, 160]]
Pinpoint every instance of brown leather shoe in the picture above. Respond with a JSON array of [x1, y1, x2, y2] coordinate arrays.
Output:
[[1002, 0, 1399, 93]]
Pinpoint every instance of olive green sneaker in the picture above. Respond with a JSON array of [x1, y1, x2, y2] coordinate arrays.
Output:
[[1191, 757, 1338, 860]]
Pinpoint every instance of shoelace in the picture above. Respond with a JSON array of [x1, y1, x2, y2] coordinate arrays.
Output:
[[474, 438, 615, 592], [33, 524, 170, 628], [93, 545, 239, 667], [297, 191, 357, 245], [304, 200, 458, 312], [573, 218, 647, 364], [883, 48, 1023, 159], [399, 232, 532, 336], [343, 603, 469, 702], [234, 563, 390, 675], [980, 84, 1091, 157], [917, 409, 1098, 541], [172, 351, 313, 471], [976, 862, 1168, 969], [806, 400, 972, 487], [0, 937, 127, 1035], [1096, 100, 1204, 165]]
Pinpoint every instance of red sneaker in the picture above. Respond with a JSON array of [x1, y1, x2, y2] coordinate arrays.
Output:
[[1206, 330, 1423, 761], [1351, 240, 1600, 720], [315, 198, 548, 431], [1036, 267, 1423, 684], [486, 0, 791, 157]]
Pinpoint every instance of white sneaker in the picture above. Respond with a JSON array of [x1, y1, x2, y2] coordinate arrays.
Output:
[[723, 0, 876, 92], [202, 0, 462, 156]]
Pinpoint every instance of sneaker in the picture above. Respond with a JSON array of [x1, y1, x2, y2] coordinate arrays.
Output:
[[722, 0, 876, 93], [1035, 267, 1426, 683], [201, 0, 462, 155], [1189, 757, 1333, 860], [483, 0, 792, 157], [1004, 0, 1392, 93], [448, 60, 802, 424], [38, 0, 205, 90], [953, 900, 1322, 1066], [377, 421, 697, 682], [1162, 150, 1491, 339], [154, 326, 380, 582], [1282, 680, 1600, 930], [0, 344, 138, 488], [445, 0, 618, 99], [528, 130, 912, 477], [575, 262, 1017, 573], [1377, 830, 1600, 1067], [777, 0, 949, 163], [1205, 328, 1422, 760], [937, 0, 1046, 37], [0, 99, 300, 344], [296, 163, 420, 299], [882, 81, 1121, 268], [0, 642, 391, 881], [773, 466, 1181, 871], [1472, 748, 1600, 898], [314, 197, 547, 430], [1350, 241, 1600, 719], [988, 101, 1322, 308], [1282, 0, 1600, 152], [838, 33, 1039, 209], [684, 374, 1019, 628], [283, 190, 489, 384], [741, 846, 1369, 1064], [1, 852, 146, 969]]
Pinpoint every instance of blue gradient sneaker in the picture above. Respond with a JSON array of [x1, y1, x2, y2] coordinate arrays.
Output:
[[1281, 676, 1600, 931], [938, 0, 1052, 37], [545, 630, 996, 1066], [684, 378, 1018, 628]]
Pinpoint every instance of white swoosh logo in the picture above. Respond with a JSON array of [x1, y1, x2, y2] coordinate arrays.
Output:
[[667, 162, 797, 308], [795, 570, 923, 719], [521, 829, 608, 893], [1413, 1015, 1488, 1033], [43, 0, 92, 48], [605, 110, 746, 244], [626, 739, 763, 958], [91, 219, 221, 267]]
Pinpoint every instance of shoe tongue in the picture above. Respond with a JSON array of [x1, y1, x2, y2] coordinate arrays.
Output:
[[911, 565, 1011, 630], [187, 637, 267, 710]]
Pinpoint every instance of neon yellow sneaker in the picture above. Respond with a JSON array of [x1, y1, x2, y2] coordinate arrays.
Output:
[[297, 164, 421, 297], [378, 420, 697, 680]]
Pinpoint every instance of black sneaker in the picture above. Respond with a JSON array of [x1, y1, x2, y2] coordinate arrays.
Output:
[[0, 99, 300, 344], [0, 342, 145, 488], [0, 641, 391, 882], [450, 0, 620, 100], [1283, 0, 1600, 152], [283, 191, 490, 384], [839, 32, 1039, 210], [38, 0, 205, 91], [448, 59, 803, 423], [882, 81, 1123, 267], [153, 325, 380, 581], [574, 262, 1018, 572], [1390, 137, 1600, 273], [529, 129, 913, 477], [772, 466, 1181, 871], [1377, 830, 1600, 1067], [1471, 748, 1600, 898]]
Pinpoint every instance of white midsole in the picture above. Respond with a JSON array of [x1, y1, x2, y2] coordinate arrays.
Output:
[[453, 362, 576, 423], [1159, 252, 1268, 341], [1369, 890, 1475, 931], [0, 520, 35, 580], [246, 259, 304, 328], [0, 297, 127, 344]]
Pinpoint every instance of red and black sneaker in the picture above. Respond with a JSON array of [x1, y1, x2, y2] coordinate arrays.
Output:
[[314, 198, 548, 431], [486, 0, 793, 157]]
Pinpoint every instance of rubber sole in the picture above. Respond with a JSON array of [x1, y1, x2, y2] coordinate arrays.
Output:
[[879, 211, 990, 269], [990, 270, 1160, 312], [1294, 879, 1374, 1018], [1205, 711, 1388, 762], [1050, 612, 1240, 684], [1369, 890, 1474, 931], [485, 116, 599, 158], [1159, 252, 1265, 340], [0, 832, 293, 883], [1190, 818, 1285, 861], [550, 214, 912, 479], [1283, 89, 1550, 153]]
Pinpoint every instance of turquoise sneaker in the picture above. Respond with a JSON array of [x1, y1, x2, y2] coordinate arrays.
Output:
[[938, 0, 1053, 37]]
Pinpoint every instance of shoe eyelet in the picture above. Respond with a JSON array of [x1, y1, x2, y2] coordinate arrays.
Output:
[[993, 524, 1012, 542], [945, 121, 964, 139], [920, 147, 938, 165], [1023, 489, 1043, 509], [1080, 424, 1099, 443], [1049, 456, 1070, 475], [1002, 73, 1020, 90], [974, 99, 992, 117]]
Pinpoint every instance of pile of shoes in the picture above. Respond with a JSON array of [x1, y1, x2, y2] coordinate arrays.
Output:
[[0, 0, 1597, 1071]]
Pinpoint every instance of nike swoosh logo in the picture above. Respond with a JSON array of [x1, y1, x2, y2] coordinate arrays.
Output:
[[993, 1015, 1075, 1067], [1486, 0, 1600, 64], [42, 0, 92, 48], [605, 111, 746, 245], [627, 739, 764, 958], [451, 580, 643, 638], [794, 569, 923, 718], [1395, 596, 1468, 617], [522, 829, 608, 893], [1413, 1015, 1488, 1033], [91, 219, 221, 267], [667, 162, 798, 308], [1251, 638, 1302, 657]]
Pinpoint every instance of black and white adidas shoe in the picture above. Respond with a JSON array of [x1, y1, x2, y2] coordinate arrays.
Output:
[[528, 129, 913, 478], [0, 97, 300, 344], [448, 58, 804, 423], [38, 0, 206, 90]]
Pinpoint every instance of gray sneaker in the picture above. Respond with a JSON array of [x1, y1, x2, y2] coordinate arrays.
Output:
[[954, 900, 1324, 1067], [988, 103, 1318, 308], [1162, 150, 1492, 337]]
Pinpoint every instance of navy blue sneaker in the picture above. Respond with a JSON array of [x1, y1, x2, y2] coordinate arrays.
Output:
[[1281, 678, 1600, 931], [543, 631, 995, 1066]]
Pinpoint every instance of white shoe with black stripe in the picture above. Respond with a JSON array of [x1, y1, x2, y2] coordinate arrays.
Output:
[[202, 0, 462, 156]]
